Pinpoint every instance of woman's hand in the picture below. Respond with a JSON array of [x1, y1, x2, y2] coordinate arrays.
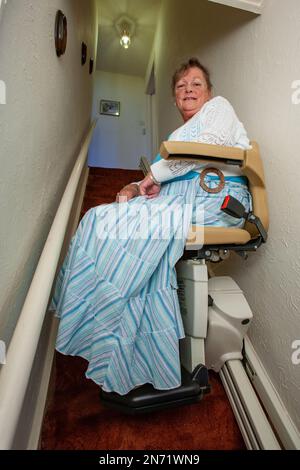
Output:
[[139, 173, 161, 199], [116, 183, 140, 203]]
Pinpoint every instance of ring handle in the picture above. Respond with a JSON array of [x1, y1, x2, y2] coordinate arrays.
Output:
[[200, 168, 225, 194]]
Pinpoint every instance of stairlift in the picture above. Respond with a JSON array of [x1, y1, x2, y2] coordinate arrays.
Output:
[[100, 140, 269, 417]]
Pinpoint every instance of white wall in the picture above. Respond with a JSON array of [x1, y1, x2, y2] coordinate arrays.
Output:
[[152, 0, 300, 431], [88, 71, 148, 169], [0, 0, 98, 346]]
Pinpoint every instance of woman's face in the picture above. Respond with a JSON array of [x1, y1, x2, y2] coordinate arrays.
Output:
[[174, 67, 211, 122]]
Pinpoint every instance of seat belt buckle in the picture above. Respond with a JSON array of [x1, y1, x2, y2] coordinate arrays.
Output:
[[221, 195, 248, 219], [221, 195, 268, 243]]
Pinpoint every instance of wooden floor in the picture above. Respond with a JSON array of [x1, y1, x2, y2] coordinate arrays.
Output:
[[40, 167, 245, 451]]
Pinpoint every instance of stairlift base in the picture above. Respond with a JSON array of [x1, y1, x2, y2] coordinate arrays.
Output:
[[176, 259, 253, 373], [176, 259, 281, 449]]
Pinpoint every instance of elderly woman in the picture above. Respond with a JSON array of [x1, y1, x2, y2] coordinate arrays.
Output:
[[52, 58, 251, 396], [117, 58, 250, 223]]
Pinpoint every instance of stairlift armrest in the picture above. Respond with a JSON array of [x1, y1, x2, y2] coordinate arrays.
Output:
[[159, 141, 245, 166]]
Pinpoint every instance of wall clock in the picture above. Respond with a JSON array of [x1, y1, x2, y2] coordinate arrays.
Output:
[[55, 10, 67, 57]]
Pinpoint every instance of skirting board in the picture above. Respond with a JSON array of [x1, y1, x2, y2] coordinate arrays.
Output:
[[26, 315, 59, 450], [244, 337, 300, 450]]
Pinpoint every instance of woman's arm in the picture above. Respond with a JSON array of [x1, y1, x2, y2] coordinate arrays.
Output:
[[138, 173, 161, 199], [116, 182, 140, 203], [150, 159, 197, 184], [116, 176, 162, 203]]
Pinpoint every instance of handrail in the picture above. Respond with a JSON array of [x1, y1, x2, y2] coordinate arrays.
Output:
[[0, 121, 96, 449]]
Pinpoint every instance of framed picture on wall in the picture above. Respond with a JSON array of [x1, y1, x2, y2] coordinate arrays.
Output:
[[100, 99, 120, 117]]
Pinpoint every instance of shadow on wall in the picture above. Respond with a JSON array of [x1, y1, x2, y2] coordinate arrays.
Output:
[[168, 0, 258, 66], [69, 0, 96, 47], [155, 0, 259, 140]]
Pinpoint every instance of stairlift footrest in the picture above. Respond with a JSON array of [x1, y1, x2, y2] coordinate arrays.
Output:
[[100, 368, 205, 415]]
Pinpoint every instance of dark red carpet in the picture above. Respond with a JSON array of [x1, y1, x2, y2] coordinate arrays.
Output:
[[40, 167, 245, 450]]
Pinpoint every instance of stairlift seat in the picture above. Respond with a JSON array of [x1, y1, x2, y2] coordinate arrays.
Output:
[[160, 140, 269, 248], [166, 140, 269, 375], [186, 226, 251, 248]]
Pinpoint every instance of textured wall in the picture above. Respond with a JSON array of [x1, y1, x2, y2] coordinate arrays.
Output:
[[152, 0, 300, 431], [0, 0, 98, 345], [88, 71, 148, 169]]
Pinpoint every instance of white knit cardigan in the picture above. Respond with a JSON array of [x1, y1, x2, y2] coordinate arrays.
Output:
[[151, 96, 251, 184]]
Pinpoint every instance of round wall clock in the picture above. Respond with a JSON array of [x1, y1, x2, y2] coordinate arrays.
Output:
[[55, 10, 67, 57]]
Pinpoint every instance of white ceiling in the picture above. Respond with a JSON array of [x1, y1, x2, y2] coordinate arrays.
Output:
[[96, 0, 161, 77]]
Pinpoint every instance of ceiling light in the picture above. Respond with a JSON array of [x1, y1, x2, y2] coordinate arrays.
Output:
[[115, 15, 135, 50], [120, 27, 131, 49]]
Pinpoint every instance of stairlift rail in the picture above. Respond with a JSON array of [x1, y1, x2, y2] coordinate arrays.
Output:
[[0, 121, 96, 450], [220, 360, 281, 449]]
